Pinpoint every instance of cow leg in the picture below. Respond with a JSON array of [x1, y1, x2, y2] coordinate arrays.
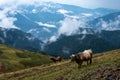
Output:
[[78, 61, 83, 68], [90, 58, 92, 64], [87, 60, 88, 65], [78, 64, 81, 68]]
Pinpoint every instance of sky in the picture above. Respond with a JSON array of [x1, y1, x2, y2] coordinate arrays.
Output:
[[0, 0, 120, 10], [43, 0, 120, 10]]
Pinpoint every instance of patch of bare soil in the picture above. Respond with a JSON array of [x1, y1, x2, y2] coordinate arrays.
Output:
[[56, 76, 68, 80], [81, 65, 120, 80]]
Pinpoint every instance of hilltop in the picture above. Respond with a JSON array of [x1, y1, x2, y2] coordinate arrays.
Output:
[[0, 44, 51, 72], [0, 49, 119, 80]]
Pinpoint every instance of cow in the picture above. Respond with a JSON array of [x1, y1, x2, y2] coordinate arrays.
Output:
[[70, 49, 93, 68], [50, 56, 62, 62]]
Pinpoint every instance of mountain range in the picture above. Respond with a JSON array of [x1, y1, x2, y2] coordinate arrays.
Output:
[[0, 2, 120, 56], [0, 2, 119, 40], [45, 30, 120, 57]]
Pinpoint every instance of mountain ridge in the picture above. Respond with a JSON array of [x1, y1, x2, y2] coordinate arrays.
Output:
[[44, 30, 120, 57], [0, 27, 43, 52]]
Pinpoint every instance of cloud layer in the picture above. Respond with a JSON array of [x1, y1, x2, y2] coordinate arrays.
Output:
[[98, 15, 120, 30], [58, 17, 87, 36], [36, 22, 56, 28]]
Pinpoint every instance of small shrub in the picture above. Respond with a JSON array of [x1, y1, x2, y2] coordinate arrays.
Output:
[[0, 50, 3, 55], [19, 60, 42, 67], [16, 52, 29, 58]]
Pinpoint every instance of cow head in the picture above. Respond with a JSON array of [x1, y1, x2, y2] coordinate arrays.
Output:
[[70, 54, 76, 62]]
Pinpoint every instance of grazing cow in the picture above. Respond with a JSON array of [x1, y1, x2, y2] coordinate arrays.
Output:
[[71, 49, 92, 68], [50, 56, 62, 62]]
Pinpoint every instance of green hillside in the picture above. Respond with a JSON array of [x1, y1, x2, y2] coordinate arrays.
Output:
[[0, 48, 120, 80], [0, 44, 51, 72]]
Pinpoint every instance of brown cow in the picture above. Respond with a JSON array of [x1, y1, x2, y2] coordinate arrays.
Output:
[[71, 49, 92, 68], [50, 56, 62, 62]]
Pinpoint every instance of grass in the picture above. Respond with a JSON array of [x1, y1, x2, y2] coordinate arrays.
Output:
[[0, 48, 120, 80], [0, 44, 52, 72]]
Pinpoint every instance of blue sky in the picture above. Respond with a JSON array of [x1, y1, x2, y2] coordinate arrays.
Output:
[[0, 0, 119, 10], [45, 0, 120, 9]]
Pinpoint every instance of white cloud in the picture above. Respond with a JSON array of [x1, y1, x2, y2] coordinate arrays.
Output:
[[82, 29, 87, 34], [81, 13, 93, 17], [36, 22, 56, 28], [0, 8, 18, 29], [27, 29, 37, 33], [57, 9, 80, 20], [68, 15, 80, 19], [32, 9, 37, 13], [26, 35, 35, 41], [57, 9, 79, 20], [101, 20, 108, 29], [0, 17, 18, 29], [0, 0, 39, 8], [40, 7, 52, 13], [58, 17, 86, 36], [43, 27, 51, 32], [49, 35, 58, 42], [97, 16, 120, 30], [78, 35, 86, 40], [57, 9, 71, 14]]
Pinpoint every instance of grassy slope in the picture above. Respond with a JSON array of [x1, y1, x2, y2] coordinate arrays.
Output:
[[0, 44, 51, 72], [0, 49, 120, 80]]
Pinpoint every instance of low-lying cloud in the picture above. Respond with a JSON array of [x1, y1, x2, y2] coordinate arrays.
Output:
[[58, 17, 87, 36], [57, 9, 71, 15], [49, 35, 58, 42], [98, 15, 120, 30], [49, 17, 87, 42], [36, 22, 56, 28], [81, 13, 93, 17]]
